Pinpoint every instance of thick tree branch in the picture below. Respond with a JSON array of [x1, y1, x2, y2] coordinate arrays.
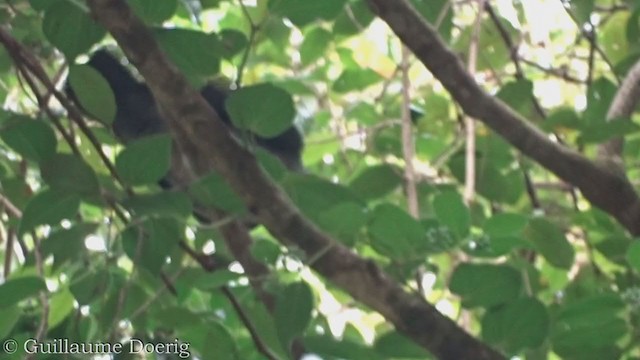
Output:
[[598, 59, 640, 164], [366, 0, 640, 235], [85, 0, 504, 359]]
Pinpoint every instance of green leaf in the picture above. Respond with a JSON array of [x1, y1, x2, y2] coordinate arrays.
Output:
[[121, 217, 183, 272], [284, 174, 361, 222], [332, 68, 383, 93], [571, 0, 594, 24], [270, 0, 348, 27], [40, 153, 100, 196], [524, 218, 575, 269], [0, 117, 57, 162], [0, 277, 47, 308], [225, 83, 295, 138], [123, 191, 193, 219], [219, 29, 248, 59], [181, 320, 239, 360], [333, 0, 375, 36], [69, 270, 109, 305], [188, 172, 246, 215], [542, 108, 582, 132], [42, 0, 106, 59], [0, 305, 21, 339], [304, 335, 384, 360], [552, 294, 626, 358], [368, 203, 423, 258], [275, 282, 314, 347], [67, 64, 116, 124], [128, 0, 177, 24], [317, 202, 367, 245], [115, 134, 172, 186], [626, 241, 640, 270], [155, 28, 221, 85], [349, 164, 402, 200], [578, 119, 640, 145], [154, 306, 203, 329], [496, 79, 534, 117], [42, 223, 97, 268], [374, 331, 432, 358], [300, 27, 332, 66], [482, 297, 549, 354], [48, 289, 75, 329], [450, 263, 522, 308], [19, 189, 80, 235], [433, 191, 470, 239], [483, 213, 528, 237]]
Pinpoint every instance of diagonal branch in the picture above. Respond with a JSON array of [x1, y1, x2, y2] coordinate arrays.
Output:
[[366, 0, 640, 235], [85, 0, 504, 359]]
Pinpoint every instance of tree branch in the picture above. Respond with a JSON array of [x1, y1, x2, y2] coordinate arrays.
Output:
[[366, 0, 640, 235], [85, 0, 504, 359]]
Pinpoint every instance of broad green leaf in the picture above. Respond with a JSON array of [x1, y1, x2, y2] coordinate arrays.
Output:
[[48, 289, 75, 329], [368, 203, 423, 258], [284, 174, 361, 221], [219, 29, 248, 59], [304, 335, 384, 360], [450, 263, 522, 308], [154, 306, 204, 330], [0, 305, 20, 339], [225, 83, 295, 138], [595, 235, 632, 265], [578, 119, 640, 145], [496, 79, 534, 117], [123, 191, 193, 219], [374, 331, 431, 358], [40, 153, 100, 196], [300, 27, 332, 66], [332, 68, 383, 93], [42, 0, 106, 59], [0, 277, 47, 308], [584, 78, 617, 124], [69, 270, 109, 305], [0, 117, 57, 162], [192, 270, 242, 291], [333, 0, 375, 36], [570, 0, 594, 24], [317, 202, 367, 245], [275, 282, 314, 347], [524, 218, 575, 269], [270, 0, 348, 27], [349, 164, 401, 200], [483, 213, 528, 238], [433, 191, 470, 239], [482, 297, 549, 354], [19, 189, 80, 235], [188, 172, 246, 215], [67, 64, 116, 124], [129, 0, 177, 24], [410, 0, 454, 41], [155, 28, 221, 85], [181, 320, 239, 360], [626, 241, 640, 270], [542, 108, 582, 132], [115, 134, 172, 186], [121, 217, 182, 272], [346, 102, 379, 125], [552, 294, 626, 359], [42, 223, 97, 268]]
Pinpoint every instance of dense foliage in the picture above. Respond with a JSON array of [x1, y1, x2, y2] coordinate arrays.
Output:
[[1, 0, 640, 359]]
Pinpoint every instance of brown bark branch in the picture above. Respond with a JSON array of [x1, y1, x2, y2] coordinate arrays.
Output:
[[366, 0, 640, 235], [85, 0, 504, 359]]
